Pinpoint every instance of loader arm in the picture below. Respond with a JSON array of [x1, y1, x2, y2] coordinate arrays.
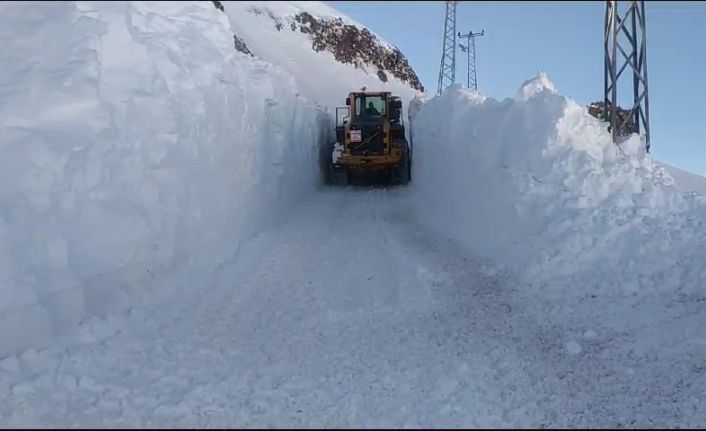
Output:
[[351, 129, 381, 151]]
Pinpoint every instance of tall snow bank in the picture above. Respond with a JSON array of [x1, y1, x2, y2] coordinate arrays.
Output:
[[0, 1, 330, 357], [411, 74, 706, 296]]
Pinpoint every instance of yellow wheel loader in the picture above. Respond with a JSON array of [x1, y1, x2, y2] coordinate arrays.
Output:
[[328, 91, 411, 186]]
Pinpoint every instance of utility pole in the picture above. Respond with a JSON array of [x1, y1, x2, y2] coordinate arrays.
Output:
[[604, 0, 650, 152], [437, 1, 457, 95], [458, 30, 484, 91]]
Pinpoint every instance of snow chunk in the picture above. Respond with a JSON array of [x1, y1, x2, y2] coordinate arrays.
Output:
[[566, 340, 583, 355], [516, 71, 558, 101], [582, 330, 598, 341], [10, 381, 35, 396], [332, 142, 344, 164]]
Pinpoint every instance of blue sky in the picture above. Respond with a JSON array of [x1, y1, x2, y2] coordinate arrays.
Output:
[[325, 1, 706, 175]]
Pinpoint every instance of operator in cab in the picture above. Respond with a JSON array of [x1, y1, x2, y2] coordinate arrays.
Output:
[[365, 101, 381, 116]]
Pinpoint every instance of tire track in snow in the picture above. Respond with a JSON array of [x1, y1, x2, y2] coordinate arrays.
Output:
[[1, 186, 700, 427], [0, 186, 542, 427]]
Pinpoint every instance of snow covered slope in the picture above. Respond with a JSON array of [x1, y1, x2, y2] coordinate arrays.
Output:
[[222, 1, 423, 111], [410, 76, 706, 297], [0, 1, 332, 357], [659, 162, 706, 194]]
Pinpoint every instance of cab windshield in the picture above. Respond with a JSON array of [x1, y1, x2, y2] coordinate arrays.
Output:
[[356, 95, 386, 118]]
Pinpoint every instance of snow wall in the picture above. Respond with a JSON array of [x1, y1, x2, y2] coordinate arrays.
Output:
[[410, 76, 706, 298], [0, 1, 331, 357]]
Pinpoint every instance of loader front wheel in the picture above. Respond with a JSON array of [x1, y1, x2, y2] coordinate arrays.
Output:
[[391, 149, 410, 185], [330, 166, 349, 186]]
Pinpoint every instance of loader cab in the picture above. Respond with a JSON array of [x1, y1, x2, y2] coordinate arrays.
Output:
[[345, 93, 396, 120], [356, 95, 386, 118], [344, 92, 390, 156], [389, 96, 403, 124]]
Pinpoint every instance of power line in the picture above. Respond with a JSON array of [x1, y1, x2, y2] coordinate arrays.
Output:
[[604, 0, 651, 152], [458, 30, 484, 91], [437, 1, 457, 95]]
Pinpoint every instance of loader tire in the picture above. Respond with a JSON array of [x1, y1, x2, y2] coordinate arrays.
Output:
[[331, 166, 349, 186], [391, 147, 410, 186]]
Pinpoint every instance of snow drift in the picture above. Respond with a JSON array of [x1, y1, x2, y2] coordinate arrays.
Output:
[[410, 75, 706, 296], [0, 1, 331, 357]]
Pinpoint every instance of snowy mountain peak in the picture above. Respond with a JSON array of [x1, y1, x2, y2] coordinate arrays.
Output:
[[223, 1, 424, 108], [291, 10, 423, 91]]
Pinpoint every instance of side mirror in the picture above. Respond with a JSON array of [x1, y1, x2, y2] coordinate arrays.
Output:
[[391, 99, 402, 109], [345, 98, 350, 106]]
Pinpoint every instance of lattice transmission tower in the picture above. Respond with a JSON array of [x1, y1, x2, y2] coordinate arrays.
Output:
[[458, 30, 484, 91], [437, 1, 457, 95], [604, 0, 651, 152]]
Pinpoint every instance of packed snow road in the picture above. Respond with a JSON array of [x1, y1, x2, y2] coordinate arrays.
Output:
[[1, 187, 703, 428]]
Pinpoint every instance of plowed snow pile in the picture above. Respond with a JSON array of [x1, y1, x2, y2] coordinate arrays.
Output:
[[410, 75, 706, 297], [0, 1, 329, 357]]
